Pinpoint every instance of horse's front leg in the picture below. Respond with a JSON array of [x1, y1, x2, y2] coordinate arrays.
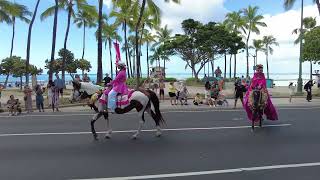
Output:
[[132, 111, 145, 139], [91, 113, 103, 140], [104, 113, 112, 139]]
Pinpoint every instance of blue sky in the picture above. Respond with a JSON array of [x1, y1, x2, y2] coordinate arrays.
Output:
[[0, 0, 319, 78]]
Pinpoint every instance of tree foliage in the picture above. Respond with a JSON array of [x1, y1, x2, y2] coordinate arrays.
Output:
[[303, 26, 320, 64]]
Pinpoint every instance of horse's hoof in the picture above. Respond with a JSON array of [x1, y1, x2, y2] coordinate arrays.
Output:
[[156, 132, 162, 137], [131, 135, 138, 140], [105, 134, 111, 139]]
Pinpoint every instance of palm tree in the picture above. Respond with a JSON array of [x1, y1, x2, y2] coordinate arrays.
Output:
[[25, 0, 40, 85], [283, 0, 318, 93], [97, 0, 103, 84], [242, 6, 267, 78], [251, 39, 265, 66], [141, 30, 156, 78], [102, 14, 122, 79], [9, 3, 31, 58], [59, 0, 94, 83], [262, 36, 279, 79], [0, 0, 13, 24], [292, 17, 317, 80], [284, 0, 320, 16], [224, 11, 246, 79], [74, 6, 97, 59], [41, 0, 60, 81], [134, 0, 180, 88]]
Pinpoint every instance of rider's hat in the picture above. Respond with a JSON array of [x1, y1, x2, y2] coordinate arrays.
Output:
[[117, 62, 126, 68], [256, 64, 263, 69]]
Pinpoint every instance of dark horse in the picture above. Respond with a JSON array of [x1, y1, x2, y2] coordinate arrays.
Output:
[[71, 81, 165, 140], [250, 88, 268, 130]]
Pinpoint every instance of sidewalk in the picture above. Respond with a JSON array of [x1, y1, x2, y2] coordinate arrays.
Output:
[[55, 97, 320, 113]]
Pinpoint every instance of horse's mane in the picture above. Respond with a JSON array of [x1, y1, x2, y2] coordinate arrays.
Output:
[[79, 82, 103, 95]]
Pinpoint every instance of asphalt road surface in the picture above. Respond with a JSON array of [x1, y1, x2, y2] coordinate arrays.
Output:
[[0, 106, 319, 180]]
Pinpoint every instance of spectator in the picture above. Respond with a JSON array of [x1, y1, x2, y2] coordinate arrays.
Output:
[[178, 84, 189, 105], [317, 75, 320, 88], [193, 93, 203, 105], [234, 78, 245, 108], [23, 85, 33, 113], [168, 82, 177, 105], [159, 79, 165, 102], [288, 82, 295, 103], [215, 66, 222, 77], [204, 81, 211, 99], [74, 74, 81, 83], [51, 83, 60, 112], [304, 80, 314, 102], [82, 73, 90, 82], [7, 95, 21, 116], [54, 73, 65, 97], [103, 73, 112, 87], [35, 85, 44, 112]]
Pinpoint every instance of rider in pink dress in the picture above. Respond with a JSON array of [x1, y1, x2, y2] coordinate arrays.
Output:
[[243, 64, 278, 122], [108, 62, 128, 112]]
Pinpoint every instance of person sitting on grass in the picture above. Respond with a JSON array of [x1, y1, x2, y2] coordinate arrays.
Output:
[[7, 95, 21, 116], [193, 93, 203, 105]]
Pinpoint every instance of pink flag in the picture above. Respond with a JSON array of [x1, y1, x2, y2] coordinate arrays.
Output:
[[113, 42, 121, 65]]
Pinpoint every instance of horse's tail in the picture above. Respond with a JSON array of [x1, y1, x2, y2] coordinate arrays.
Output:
[[147, 90, 165, 125]]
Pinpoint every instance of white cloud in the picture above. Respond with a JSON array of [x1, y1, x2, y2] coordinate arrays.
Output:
[[249, 5, 320, 74], [103, 0, 112, 9], [156, 0, 228, 34]]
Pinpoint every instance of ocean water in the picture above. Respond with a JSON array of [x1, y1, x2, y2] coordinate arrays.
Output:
[[0, 73, 315, 87]]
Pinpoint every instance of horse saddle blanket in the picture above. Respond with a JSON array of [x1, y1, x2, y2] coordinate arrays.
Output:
[[99, 89, 134, 107], [248, 88, 268, 110]]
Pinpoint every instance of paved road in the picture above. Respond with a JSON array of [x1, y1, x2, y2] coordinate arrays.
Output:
[[0, 106, 319, 180]]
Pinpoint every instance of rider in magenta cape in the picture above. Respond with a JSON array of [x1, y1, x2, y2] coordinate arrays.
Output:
[[243, 64, 278, 122], [108, 62, 128, 112]]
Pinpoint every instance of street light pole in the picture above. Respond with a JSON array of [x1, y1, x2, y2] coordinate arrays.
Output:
[[297, 0, 304, 94]]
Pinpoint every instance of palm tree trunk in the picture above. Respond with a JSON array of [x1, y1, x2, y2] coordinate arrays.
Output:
[[246, 30, 251, 78], [163, 60, 166, 78], [310, 60, 313, 80], [4, 74, 10, 88], [97, 0, 103, 84], [211, 59, 214, 77], [49, 0, 58, 81], [266, 48, 270, 79], [135, 0, 146, 89], [123, 21, 131, 78], [255, 50, 258, 66], [62, 3, 72, 84], [233, 54, 237, 78], [81, 22, 86, 59], [229, 54, 232, 79], [108, 39, 114, 79], [147, 42, 149, 78], [224, 53, 227, 79], [20, 76, 23, 90], [82, 70, 84, 77], [26, 0, 40, 86], [10, 17, 15, 58]]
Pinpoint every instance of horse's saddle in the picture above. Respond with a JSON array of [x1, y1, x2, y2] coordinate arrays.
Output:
[[99, 89, 135, 107]]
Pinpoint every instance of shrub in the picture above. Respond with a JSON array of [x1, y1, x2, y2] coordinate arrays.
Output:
[[186, 77, 203, 86], [164, 77, 177, 82], [126, 78, 147, 88]]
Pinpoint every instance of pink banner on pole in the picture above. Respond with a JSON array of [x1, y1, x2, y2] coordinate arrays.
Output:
[[113, 42, 121, 65]]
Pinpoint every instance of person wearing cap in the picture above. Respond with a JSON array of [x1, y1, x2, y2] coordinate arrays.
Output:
[[108, 62, 128, 113], [103, 73, 112, 87]]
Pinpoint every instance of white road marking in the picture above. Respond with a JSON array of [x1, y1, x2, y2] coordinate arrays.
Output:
[[0, 124, 291, 137], [73, 162, 320, 180]]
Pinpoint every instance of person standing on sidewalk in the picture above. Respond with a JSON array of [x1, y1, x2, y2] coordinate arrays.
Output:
[[54, 73, 65, 98], [304, 80, 314, 102], [159, 79, 165, 102], [35, 85, 44, 112], [23, 85, 33, 113], [288, 82, 295, 103], [234, 78, 245, 108], [168, 82, 177, 105]]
